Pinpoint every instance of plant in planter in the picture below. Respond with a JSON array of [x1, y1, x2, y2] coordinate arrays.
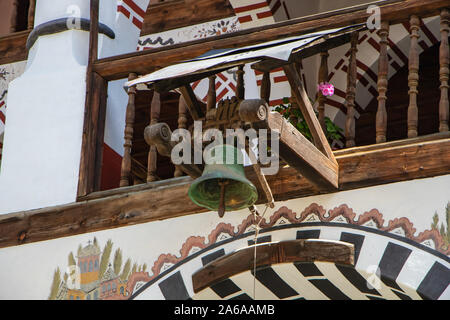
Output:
[[274, 83, 344, 147]]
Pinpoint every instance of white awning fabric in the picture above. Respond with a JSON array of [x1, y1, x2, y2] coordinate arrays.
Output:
[[124, 24, 364, 90]]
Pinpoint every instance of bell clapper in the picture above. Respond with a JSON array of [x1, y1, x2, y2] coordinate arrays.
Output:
[[217, 180, 229, 218]]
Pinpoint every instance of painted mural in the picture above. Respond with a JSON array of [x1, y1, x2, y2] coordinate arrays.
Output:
[[48, 238, 151, 300], [48, 200, 450, 300]]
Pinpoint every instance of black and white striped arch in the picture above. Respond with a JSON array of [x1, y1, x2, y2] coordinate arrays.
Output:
[[131, 223, 450, 300]]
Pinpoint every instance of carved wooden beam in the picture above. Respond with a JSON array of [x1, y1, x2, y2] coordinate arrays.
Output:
[[192, 239, 354, 293], [240, 100, 338, 191], [283, 63, 337, 165], [179, 85, 205, 120]]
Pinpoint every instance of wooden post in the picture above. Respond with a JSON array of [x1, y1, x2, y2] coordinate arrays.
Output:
[[77, 0, 106, 197], [439, 9, 449, 132], [174, 95, 188, 177], [345, 32, 359, 148], [376, 21, 389, 144], [206, 75, 217, 123], [408, 15, 420, 138], [147, 91, 161, 182], [236, 65, 245, 100], [260, 71, 271, 104], [318, 52, 329, 131], [119, 74, 137, 187], [28, 0, 36, 30], [9, 0, 19, 33]]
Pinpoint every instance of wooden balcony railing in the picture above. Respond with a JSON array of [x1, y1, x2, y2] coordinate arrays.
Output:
[[70, 0, 450, 214], [108, 1, 450, 194]]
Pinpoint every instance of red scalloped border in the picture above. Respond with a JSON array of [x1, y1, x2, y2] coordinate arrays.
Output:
[[146, 204, 450, 284]]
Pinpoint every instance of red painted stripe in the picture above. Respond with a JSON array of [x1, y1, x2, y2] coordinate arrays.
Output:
[[273, 75, 287, 83], [257, 79, 262, 86], [282, 1, 290, 19], [368, 86, 378, 97], [191, 80, 201, 90], [100, 143, 122, 191], [269, 98, 284, 106], [234, 2, 269, 13], [238, 15, 253, 23], [327, 72, 335, 82], [257, 10, 273, 19], [325, 98, 347, 114], [271, 0, 281, 15], [357, 72, 369, 87], [368, 37, 380, 52], [335, 59, 345, 70], [388, 39, 408, 65], [391, 60, 401, 72], [420, 18, 439, 44], [217, 73, 228, 82], [132, 16, 143, 29], [356, 59, 378, 83], [0, 111, 5, 124], [0, 101, 5, 108], [216, 87, 229, 101], [215, 81, 222, 90], [418, 40, 428, 51], [117, 5, 130, 18], [122, 0, 146, 18], [358, 34, 368, 44], [229, 82, 236, 92]]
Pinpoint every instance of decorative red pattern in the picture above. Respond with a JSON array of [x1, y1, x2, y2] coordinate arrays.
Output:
[[146, 203, 450, 284], [234, 2, 269, 14]]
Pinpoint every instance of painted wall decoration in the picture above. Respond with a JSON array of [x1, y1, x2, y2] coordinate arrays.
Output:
[[48, 238, 151, 300], [0, 61, 27, 165], [46, 199, 450, 299]]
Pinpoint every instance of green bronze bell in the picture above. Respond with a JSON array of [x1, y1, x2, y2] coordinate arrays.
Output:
[[188, 144, 258, 217]]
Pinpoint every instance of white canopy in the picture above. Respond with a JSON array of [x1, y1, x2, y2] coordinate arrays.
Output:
[[124, 24, 364, 90]]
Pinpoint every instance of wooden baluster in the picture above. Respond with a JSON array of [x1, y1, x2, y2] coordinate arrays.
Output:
[[236, 65, 245, 100], [260, 71, 271, 104], [174, 94, 188, 177], [318, 52, 329, 132], [9, 0, 19, 33], [147, 91, 161, 182], [206, 75, 217, 124], [376, 21, 390, 143], [345, 32, 359, 148], [119, 73, 137, 187], [28, 0, 36, 30], [408, 15, 420, 138], [439, 9, 450, 132]]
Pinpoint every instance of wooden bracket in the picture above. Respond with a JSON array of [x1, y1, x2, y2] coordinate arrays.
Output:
[[240, 99, 338, 191], [178, 85, 205, 120]]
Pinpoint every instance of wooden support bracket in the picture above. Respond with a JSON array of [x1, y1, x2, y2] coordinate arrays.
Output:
[[178, 85, 205, 120], [240, 99, 338, 191]]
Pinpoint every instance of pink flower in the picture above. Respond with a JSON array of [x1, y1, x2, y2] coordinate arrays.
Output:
[[318, 82, 334, 96]]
